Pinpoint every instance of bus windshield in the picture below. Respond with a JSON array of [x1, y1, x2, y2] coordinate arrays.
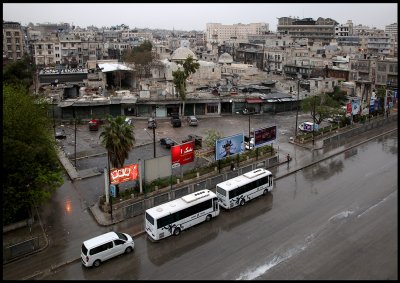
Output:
[[146, 212, 154, 226]]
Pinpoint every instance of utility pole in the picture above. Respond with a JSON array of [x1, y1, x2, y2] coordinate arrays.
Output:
[[74, 107, 77, 168], [152, 123, 156, 158], [107, 152, 113, 223], [295, 77, 300, 137], [312, 96, 316, 146]]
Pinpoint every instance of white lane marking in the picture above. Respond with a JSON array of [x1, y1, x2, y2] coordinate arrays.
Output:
[[357, 190, 397, 218]]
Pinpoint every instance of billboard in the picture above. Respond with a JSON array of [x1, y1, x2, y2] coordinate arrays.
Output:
[[352, 100, 360, 115], [110, 164, 138, 185], [171, 141, 195, 166], [215, 133, 244, 161], [254, 126, 277, 147]]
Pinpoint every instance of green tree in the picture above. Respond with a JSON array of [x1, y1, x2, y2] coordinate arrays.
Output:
[[301, 93, 340, 124], [3, 54, 35, 90], [99, 116, 135, 196], [172, 55, 200, 116], [3, 84, 63, 225]]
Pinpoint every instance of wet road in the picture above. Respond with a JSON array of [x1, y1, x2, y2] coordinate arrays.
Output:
[[40, 131, 397, 280]]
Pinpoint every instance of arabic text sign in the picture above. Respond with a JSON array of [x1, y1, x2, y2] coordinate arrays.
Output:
[[110, 164, 138, 185], [254, 126, 276, 147], [171, 141, 195, 166], [215, 133, 244, 161]]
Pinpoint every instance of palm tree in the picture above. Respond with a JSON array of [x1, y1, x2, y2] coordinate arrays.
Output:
[[100, 115, 135, 196]]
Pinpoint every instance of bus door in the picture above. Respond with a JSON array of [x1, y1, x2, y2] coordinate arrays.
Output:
[[213, 198, 219, 211]]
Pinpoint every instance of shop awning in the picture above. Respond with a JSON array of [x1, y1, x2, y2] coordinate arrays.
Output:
[[246, 99, 263, 104]]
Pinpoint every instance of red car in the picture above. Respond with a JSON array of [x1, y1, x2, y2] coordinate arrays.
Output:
[[89, 119, 100, 131]]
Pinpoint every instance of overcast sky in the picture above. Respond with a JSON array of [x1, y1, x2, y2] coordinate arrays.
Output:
[[3, 3, 398, 32]]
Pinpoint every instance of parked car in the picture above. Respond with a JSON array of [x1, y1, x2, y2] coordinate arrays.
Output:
[[89, 119, 100, 131], [242, 107, 256, 115], [81, 231, 134, 268], [125, 117, 134, 126], [187, 115, 198, 126], [160, 137, 176, 149], [147, 117, 157, 129], [171, 115, 181, 127], [55, 127, 66, 139], [327, 115, 342, 123]]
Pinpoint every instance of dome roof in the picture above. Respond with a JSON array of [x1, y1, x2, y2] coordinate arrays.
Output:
[[171, 47, 197, 61], [218, 53, 233, 64]]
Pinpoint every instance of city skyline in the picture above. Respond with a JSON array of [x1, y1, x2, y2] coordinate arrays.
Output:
[[3, 3, 398, 32]]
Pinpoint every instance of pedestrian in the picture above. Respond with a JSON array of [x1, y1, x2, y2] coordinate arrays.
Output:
[[230, 161, 235, 171], [286, 153, 291, 163]]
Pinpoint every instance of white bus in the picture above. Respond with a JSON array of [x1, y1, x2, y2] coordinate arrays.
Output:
[[216, 168, 273, 209], [145, 189, 220, 241]]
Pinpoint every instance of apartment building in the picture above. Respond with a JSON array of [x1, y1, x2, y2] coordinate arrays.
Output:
[[277, 17, 338, 45], [335, 20, 354, 36], [206, 22, 269, 45], [3, 21, 26, 61]]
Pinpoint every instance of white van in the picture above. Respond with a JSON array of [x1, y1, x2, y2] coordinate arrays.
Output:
[[81, 231, 134, 267], [298, 122, 319, 132]]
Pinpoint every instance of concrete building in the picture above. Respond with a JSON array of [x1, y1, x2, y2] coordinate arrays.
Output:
[[277, 17, 338, 45], [335, 20, 354, 36], [206, 22, 269, 45], [3, 21, 26, 61]]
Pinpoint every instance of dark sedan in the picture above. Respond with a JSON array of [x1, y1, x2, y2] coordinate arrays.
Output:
[[160, 138, 176, 149]]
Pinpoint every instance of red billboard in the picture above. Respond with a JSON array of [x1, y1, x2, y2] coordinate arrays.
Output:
[[171, 141, 195, 166], [110, 164, 138, 185], [254, 126, 277, 147]]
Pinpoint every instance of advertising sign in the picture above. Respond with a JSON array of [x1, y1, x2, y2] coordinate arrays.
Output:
[[254, 126, 277, 147], [215, 133, 244, 161], [369, 99, 375, 113], [171, 141, 195, 166], [110, 164, 138, 185], [352, 100, 360, 115], [346, 103, 352, 117], [110, 184, 116, 198]]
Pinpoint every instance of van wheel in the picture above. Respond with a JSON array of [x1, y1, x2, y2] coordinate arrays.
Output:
[[263, 189, 268, 195], [93, 260, 101, 267], [174, 227, 181, 236], [206, 214, 212, 222], [125, 247, 133, 254], [240, 199, 245, 206]]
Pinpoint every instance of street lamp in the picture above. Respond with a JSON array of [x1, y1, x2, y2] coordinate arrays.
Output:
[[144, 126, 156, 158], [295, 73, 301, 137]]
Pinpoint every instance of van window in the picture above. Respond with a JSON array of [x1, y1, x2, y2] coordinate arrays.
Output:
[[89, 242, 113, 255], [115, 232, 128, 241], [114, 239, 125, 246], [81, 244, 88, 255]]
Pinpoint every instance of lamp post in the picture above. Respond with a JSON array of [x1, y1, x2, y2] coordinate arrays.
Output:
[[144, 127, 156, 158], [295, 73, 301, 137], [73, 107, 77, 168], [312, 95, 316, 146], [152, 124, 156, 158]]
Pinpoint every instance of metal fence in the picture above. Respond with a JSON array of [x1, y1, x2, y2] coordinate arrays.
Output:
[[3, 236, 41, 264]]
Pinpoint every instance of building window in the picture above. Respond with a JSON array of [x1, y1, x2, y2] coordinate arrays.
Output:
[[207, 104, 218, 114], [6, 31, 11, 36], [14, 32, 20, 37]]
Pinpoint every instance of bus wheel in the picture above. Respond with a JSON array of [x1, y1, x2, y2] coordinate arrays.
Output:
[[240, 199, 245, 206], [206, 214, 212, 222], [174, 227, 181, 236], [263, 189, 268, 195]]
